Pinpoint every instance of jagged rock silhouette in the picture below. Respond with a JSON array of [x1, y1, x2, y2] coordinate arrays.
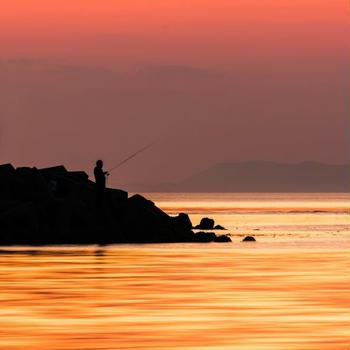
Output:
[[0, 164, 231, 245]]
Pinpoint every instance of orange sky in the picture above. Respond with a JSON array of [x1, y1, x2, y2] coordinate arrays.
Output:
[[0, 0, 349, 184], [1, 0, 347, 67]]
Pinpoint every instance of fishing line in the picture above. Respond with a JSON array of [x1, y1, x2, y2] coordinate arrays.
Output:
[[107, 141, 157, 174]]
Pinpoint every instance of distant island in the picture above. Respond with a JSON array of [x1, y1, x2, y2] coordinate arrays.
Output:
[[123, 161, 349, 192]]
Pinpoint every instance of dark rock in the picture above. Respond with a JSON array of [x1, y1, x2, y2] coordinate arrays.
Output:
[[123, 194, 193, 243], [0, 163, 16, 200], [214, 224, 226, 230], [0, 163, 15, 173], [171, 213, 192, 231], [214, 234, 231, 242], [195, 217, 215, 229], [0, 200, 20, 215], [39, 165, 68, 178], [0, 202, 40, 244], [0, 163, 229, 245], [242, 236, 256, 242], [194, 231, 217, 242], [67, 171, 89, 182], [15, 167, 52, 201], [106, 188, 128, 203]]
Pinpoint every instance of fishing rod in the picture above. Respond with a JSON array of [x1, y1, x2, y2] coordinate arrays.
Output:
[[107, 141, 156, 174]]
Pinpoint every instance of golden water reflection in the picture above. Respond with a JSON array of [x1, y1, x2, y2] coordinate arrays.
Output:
[[0, 245, 349, 350]]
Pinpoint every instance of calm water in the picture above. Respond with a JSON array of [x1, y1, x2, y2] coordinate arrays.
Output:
[[0, 193, 349, 350]]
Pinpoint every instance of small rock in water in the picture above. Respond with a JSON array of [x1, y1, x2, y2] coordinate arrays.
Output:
[[242, 236, 256, 242], [214, 234, 231, 242], [194, 231, 217, 242], [214, 224, 227, 230], [194, 217, 215, 230], [172, 212, 192, 230]]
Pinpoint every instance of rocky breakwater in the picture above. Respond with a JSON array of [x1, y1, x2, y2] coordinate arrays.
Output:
[[0, 164, 231, 245]]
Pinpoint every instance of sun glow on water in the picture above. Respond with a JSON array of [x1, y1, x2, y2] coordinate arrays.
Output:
[[0, 193, 349, 350]]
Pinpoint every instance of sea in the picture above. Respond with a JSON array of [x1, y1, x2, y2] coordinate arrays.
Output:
[[0, 192, 349, 350]]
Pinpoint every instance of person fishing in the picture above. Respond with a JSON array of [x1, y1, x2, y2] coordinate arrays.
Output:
[[93, 142, 155, 207], [94, 159, 109, 207]]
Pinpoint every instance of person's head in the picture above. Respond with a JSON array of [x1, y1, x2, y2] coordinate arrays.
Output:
[[96, 160, 103, 168]]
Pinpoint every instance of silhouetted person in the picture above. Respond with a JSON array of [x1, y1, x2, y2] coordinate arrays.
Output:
[[94, 160, 108, 208]]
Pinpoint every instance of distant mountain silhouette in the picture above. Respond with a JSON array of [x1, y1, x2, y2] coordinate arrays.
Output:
[[124, 161, 349, 192]]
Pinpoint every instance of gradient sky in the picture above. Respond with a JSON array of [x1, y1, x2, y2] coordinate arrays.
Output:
[[1, 0, 348, 185]]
